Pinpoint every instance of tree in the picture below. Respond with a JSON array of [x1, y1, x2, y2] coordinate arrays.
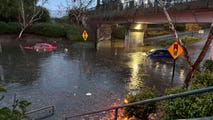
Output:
[[101, 0, 122, 10], [0, 0, 19, 22], [158, 0, 213, 88], [66, 0, 95, 25], [37, 6, 51, 22], [18, 0, 48, 39], [185, 23, 201, 36]]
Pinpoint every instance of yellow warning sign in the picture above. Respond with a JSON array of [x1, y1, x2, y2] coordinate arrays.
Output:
[[168, 41, 183, 59], [82, 30, 88, 41]]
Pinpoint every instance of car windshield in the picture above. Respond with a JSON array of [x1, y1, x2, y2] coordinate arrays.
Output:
[[147, 49, 157, 54]]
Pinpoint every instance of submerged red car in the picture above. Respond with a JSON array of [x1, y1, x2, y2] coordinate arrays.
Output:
[[24, 43, 57, 51]]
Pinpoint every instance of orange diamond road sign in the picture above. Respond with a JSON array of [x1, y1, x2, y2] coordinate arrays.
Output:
[[168, 41, 183, 59], [82, 30, 88, 41]]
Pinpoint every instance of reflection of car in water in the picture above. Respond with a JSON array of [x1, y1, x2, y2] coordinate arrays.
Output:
[[24, 43, 57, 52], [147, 48, 173, 58]]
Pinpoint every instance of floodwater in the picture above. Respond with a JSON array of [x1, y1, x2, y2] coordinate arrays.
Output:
[[0, 40, 187, 119]]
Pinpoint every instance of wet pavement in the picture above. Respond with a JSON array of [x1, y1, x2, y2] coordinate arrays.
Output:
[[0, 32, 210, 119]]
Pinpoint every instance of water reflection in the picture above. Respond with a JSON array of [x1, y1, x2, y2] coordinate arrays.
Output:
[[0, 41, 187, 119], [127, 52, 145, 91], [179, 69, 185, 82], [126, 54, 186, 94]]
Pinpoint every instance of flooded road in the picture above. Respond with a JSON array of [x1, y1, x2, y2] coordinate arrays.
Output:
[[0, 41, 187, 119]]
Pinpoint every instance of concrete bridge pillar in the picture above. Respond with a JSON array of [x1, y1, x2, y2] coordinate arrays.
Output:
[[97, 24, 112, 41], [125, 23, 147, 48], [97, 24, 112, 49]]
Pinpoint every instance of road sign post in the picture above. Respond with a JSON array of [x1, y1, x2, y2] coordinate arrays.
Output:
[[168, 41, 183, 84], [82, 30, 88, 41], [168, 41, 183, 59]]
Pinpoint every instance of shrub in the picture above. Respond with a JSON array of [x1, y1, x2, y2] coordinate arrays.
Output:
[[191, 60, 213, 87], [27, 23, 66, 37], [0, 22, 84, 41], [163, 87, 213, 120], [146, 30, 170, 37], [175, 23, 185, 31], [0, 21, 21, 34], [112, 25, 126, 39], [0, 21, 8, 34], [124, 88, 157, 120], [202, 60, 213, 72], [200, 23, 211, 29], [191, 71, 213, 87], [64, 24, 82, 41], [181, 36, 201, 44], [162, 60, 213, 120], [7, 22, 21, 34], [185, 24, 201, 33]]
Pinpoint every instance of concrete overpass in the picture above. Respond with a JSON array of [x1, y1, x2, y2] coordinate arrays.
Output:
[[85, 0, 213, 47], [88, 0, 213, 24]]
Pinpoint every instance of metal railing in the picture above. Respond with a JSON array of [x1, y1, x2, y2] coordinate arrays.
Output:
[[26, 105, 55, 120], [64, 86, 213, 120]]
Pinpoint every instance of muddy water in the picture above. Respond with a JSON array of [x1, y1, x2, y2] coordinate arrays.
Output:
[[0, 41, 186, 119]]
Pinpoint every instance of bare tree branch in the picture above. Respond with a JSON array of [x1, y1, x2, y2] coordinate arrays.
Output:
[[65, 0, 95, 25], [18, 0, 47, 39], [157, 0, 213, 88], [157, 0, 193, 67]]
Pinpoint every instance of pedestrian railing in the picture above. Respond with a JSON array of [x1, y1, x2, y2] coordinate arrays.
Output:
[[26, 105, 55, 120], [64, 86, 213, 120], [88, 0, 213, 19]]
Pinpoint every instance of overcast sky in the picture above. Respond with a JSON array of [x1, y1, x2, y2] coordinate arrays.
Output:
[[40, 0, 96, 17], [37, 0, 67, 17], [43, 0, 67, 10]]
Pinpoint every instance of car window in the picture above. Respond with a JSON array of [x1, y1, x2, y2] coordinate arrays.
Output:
[[159, 51, 164, 54]]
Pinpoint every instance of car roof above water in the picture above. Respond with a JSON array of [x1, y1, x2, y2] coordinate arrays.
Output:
[[149, 48, 169, 52]]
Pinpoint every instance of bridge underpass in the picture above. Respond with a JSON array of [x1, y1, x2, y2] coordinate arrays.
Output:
[[86, 0, 213, 48]]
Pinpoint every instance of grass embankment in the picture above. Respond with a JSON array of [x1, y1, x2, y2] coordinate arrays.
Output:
[[146, 30, 170, 37], [0, 21, 83, 41], [146, 36, 201, 48]]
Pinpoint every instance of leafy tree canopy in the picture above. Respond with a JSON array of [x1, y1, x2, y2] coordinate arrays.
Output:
[[0, 0, 49, 22], [0, 0, 19, 21]]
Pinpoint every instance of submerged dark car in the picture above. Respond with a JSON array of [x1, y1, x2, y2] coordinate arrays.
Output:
[[147, 48, 173, 58]]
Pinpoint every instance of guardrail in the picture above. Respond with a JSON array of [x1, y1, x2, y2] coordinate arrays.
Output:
[[88, 0, 212, 17], [26, 105, 55, 120], [64, 86, 213, 120]]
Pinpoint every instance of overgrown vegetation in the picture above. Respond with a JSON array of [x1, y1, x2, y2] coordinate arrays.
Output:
[[185, 23, 202, 36], [0, 0, 50, 23], [27, 23, 66, 37], [146, 30, 170, 37], [0, 22, 21, 34], [112, 25, 126, 39], [146, 35, 201, 47], [124, 87, 157, 120], [181, 36, 201, 44], [0, 21, 83, 41], [0, 88, 31, 120], [162, 60, 213, 120], [64, 24, 83, 41], [175, 23, 186, 31]]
